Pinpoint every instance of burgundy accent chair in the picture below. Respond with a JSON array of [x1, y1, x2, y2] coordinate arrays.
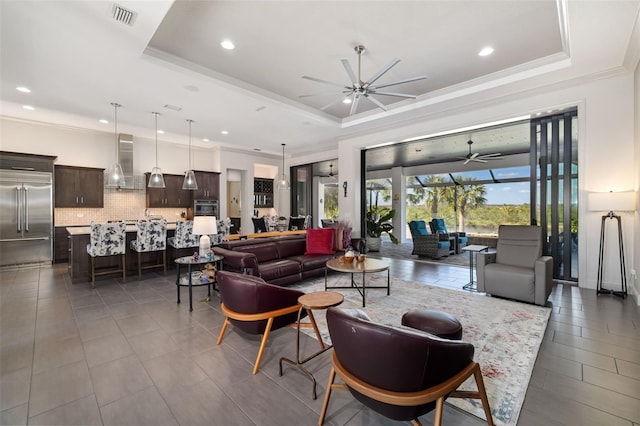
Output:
[[215, 270, 308, 374], [319, 307, 494, 426]]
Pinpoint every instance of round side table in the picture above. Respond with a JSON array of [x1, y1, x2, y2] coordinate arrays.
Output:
[[279, 290, 344, 400]]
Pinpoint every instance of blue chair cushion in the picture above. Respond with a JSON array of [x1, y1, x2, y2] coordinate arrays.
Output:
[[432, 218, 448, 234], [437, 241, 450, 249], [458, 236, 468, 244], [409, 221, 429, 236]]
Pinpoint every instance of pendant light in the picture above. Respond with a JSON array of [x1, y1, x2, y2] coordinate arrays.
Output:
[[105, 102, 125, 187], [182, 119, 198, 190], [148, 112, 166, 188], [276, 143, 291, 190]]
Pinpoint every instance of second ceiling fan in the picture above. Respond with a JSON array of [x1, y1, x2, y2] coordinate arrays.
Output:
[[300, 45, 427, 115], [459, 140, 504, 165]]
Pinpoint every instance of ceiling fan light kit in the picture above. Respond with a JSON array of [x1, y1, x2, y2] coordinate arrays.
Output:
[[301, 44, 427, 115]]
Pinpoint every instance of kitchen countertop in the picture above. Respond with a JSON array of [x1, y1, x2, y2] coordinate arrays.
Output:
[[66, 222, 178, 235]]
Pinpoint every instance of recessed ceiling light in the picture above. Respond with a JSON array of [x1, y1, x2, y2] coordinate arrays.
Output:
[[202, 138, 209, 142], [157, 130, 165, 134], [99, 119, 109, 124], [253, 148, 262, 152], [478, 46, 494, 57], [342, 98, 352, 104], [16, 86, 31, 93], [22, 105, 35, 111], [221, 130, 229, 135], [221, 39, 235, 50]]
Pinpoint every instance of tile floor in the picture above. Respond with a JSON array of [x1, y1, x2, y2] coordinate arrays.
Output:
[[0, 258, 638, 425]]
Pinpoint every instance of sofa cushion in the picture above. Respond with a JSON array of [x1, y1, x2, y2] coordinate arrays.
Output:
[[276, 237, 307, 259], [305, 228, 335, 255], [258, 259, 302, 282], [234, 242, 279, 263], [289, 253, 334, 271]]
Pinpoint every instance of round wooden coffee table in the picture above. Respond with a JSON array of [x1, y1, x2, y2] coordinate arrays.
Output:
[[279, 291, 344, 400], [325, 257, 390, 307]]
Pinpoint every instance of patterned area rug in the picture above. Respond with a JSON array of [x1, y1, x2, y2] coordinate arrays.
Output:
[[290, 274, 550, 426]]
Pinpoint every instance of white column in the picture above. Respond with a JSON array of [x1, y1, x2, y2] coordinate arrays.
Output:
[[391, 166, 406, 243]]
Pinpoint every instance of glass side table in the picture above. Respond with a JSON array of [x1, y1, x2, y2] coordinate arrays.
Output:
[[174, 254, 224, 312]]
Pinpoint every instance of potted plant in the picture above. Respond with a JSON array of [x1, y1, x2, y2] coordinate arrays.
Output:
[[365, 208, 398, 251]]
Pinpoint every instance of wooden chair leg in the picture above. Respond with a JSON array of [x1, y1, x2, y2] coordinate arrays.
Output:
[[434, 397, 445, 426], [410, 419, 422, 426], [252, 317, 274, 375], [318, 366, 336, 425], [216, 318, 230, 345], [473, 364, 494, 426], [90, 256, 95, 288]]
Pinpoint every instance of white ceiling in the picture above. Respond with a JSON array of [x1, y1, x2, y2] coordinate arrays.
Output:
[[1, 1, 639, 158]]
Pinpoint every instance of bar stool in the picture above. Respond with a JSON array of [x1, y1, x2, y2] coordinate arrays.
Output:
[[86, 222, 126, 288], [130, 219, 167, 278]]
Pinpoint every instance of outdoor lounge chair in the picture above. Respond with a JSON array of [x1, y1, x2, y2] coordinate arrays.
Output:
[[408, 220, 451, 259]]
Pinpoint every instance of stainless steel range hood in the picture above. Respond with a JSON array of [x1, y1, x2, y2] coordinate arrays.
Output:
[[109, 133, 135, 189]]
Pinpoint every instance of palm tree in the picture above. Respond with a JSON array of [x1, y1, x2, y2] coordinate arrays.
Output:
[[455, 180, 487, 231], [421, 176, 448, 218]]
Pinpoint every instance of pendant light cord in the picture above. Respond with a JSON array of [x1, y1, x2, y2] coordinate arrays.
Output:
[[153, 112, 159, 166], [281, 143, 285, 180], [187, 119, 193, 170], [111, 102, 121, 159]]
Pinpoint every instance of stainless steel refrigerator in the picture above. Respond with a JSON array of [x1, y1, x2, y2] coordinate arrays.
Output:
[[0, 169, 53, 266]]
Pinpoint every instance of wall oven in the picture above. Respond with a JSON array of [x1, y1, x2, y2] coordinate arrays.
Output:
[[194, 199, 218, 217]]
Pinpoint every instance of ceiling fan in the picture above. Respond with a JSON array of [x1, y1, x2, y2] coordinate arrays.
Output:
[[318, 163, 338, 179], [458, 140, 504, 165], [300, 45, 427, 115]]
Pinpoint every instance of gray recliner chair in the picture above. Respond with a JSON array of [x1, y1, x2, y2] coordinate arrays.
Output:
[[477, 225, 553, 306]]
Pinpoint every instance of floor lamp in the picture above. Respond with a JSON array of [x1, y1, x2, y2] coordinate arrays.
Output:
[[588, 191, 637, 298]]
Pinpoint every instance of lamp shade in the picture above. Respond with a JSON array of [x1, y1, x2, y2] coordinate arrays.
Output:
[[588, 191, 637, 212], [193, 216, 218, 236], [193, 216, 218, 258]]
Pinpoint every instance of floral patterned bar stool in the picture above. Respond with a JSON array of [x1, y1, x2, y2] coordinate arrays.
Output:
[[86, 222, 126, 288], [167, 220, 198, 250], [130, 219, 167, 279]]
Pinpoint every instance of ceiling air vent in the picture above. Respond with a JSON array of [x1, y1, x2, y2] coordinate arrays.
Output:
[[112, 4, 136, 26]]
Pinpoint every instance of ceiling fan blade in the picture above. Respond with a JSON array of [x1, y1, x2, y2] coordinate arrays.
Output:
[[470, 158, 488, 163], [341, 59, 358, 86], [365, 94, 388, 111], [370, 91, 417, 99], [302, 75, 348, 89], [470, 152, 480, 159], [349, 95, 361, 115], [372, 75, 427, 90], [299, 91, 344, 98], [478, 153, 503, 158], [464, 158, 471, 165], [364, 58, 400, 87]]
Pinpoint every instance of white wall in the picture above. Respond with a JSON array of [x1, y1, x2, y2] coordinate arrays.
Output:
[[337, 72, 638, 292], [0, 117, 219, 176], [634, 60, 640, 303]]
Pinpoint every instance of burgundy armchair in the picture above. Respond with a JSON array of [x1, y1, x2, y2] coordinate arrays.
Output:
[[319, 307, 494, 426], [216, 270, 307, 374]]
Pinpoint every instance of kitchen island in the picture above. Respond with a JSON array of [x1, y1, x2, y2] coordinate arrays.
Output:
[[66, 222, 186, 281]]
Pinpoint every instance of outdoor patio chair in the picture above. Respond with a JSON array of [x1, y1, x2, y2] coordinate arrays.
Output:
[[408, 220, 451, 259], [430, 218, 468, 253]]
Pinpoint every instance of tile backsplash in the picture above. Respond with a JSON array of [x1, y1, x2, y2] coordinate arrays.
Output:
[[55, 188, 186, 226]]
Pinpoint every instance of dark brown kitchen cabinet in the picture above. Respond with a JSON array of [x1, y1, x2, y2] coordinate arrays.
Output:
[[193, 171, 220, 200], [55, 165, 104, 207], [54, 226, 70, 264], [145, 173, 192, 208]]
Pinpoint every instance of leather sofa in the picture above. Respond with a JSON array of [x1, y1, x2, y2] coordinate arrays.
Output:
[[213, 235, 336, 286]]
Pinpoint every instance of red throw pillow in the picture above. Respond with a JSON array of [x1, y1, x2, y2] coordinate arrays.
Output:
[[305, 228, 335, 255]]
